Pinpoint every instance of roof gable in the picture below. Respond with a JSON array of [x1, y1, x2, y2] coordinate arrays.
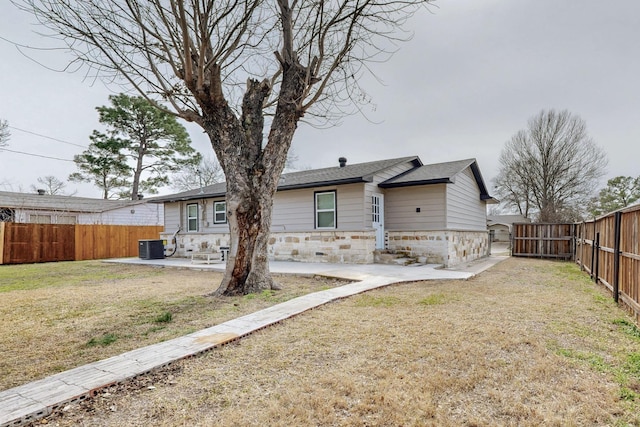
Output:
[[378, 158, 494, 201]]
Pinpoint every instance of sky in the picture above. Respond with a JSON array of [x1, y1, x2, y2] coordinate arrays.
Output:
[[1, 0, 639, 200]]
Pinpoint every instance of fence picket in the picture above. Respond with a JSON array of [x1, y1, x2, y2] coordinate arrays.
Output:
[[0, 223, 163, 264]]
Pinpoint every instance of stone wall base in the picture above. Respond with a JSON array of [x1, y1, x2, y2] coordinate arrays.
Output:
[[386, 230, 489, 267], [161, 230, 376, 264]]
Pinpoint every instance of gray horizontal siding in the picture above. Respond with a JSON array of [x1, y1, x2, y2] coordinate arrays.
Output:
[[446, 168, 486, 230], [163, 202, 181, 232], [272, 184, 366, 232], [384, 185, 446, 231]]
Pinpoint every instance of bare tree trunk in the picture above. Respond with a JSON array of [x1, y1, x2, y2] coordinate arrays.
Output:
[[215, 186, 277, 295]]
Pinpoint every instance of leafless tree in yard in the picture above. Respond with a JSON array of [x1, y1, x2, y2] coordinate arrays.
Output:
[[30, 175, 71, 195], [170, 155, 224, 192], [0, 120, 10, 148], [12, 0, 435, 295], [494, 109, 607, 222]]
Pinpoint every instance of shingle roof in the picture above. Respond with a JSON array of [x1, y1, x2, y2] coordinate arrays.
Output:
[[151, 156, 421, 203], [0, 191, 145, 213], [378, 158, 494, 201], [149, 155, 497, 203]]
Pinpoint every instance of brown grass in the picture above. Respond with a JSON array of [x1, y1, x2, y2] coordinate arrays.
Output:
[[30, 257, 640, 426], [0, 261, 344, 391]]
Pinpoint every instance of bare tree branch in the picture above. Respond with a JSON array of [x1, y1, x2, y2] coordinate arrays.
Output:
[[495, 109, 608, 222]]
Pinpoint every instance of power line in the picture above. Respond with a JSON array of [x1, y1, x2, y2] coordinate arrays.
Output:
[[7, 125, 88, 148], [0, 148, 75, 162]]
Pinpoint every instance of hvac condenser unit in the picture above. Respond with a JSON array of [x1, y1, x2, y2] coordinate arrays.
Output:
[[138, 239, 165, 260]]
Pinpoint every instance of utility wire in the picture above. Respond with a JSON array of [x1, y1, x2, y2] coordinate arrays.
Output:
[[8, 125, 87, 148], [0, 147, 74, 162]]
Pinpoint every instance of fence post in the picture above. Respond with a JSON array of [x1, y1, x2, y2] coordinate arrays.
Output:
[[613, 211, 622, 303], [590, 222, 596, 279], [0, 222, 4, 265], [594, 232, 600, 284]]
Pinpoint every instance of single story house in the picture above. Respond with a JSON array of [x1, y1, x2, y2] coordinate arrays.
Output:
[[0, 191, 163, 225], [487, 214, 530, 242], [152, 155, 497, 267]]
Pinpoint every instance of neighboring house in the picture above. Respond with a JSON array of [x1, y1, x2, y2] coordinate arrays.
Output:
[[152, 156, 497, 267], [0, 191, 163, 225], [487, 214, 530, 242]]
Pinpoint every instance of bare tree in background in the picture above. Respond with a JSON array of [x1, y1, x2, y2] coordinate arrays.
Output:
[[171, 155, 223, 192], [0, 120, 10, 148], [13, 0, 435, 295], [30, 176, 70, 195], [494, 109, 607, 222]]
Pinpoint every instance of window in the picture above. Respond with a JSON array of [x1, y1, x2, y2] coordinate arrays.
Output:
[[0, 208, 14, 222], [214, 201, 227, 224], [57, 215, 77, 224], [30, 214, 52, 224], [315, 191, 336, 229], [187, 203, 199, 232], [372, 195, 381, 223]]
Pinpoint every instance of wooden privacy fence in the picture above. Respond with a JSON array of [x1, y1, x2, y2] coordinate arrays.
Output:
[[0, 223, 164, 264], [575, 205, 640, 322], [512, 223, 576, 260]]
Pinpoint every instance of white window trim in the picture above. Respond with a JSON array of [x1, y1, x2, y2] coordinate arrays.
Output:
[[213, 201, 227, 224], [187, 203, 199, 232], [315, 191, 337, 229]]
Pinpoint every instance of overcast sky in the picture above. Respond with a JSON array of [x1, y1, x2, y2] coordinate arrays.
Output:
[[1, 1, 638, 199]]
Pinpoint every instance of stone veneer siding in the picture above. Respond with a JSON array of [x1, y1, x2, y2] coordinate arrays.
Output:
[[161, 230, 376, 264], [386, 230, 489, 267]]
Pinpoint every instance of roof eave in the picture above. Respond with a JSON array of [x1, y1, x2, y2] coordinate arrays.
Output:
[[378, 178, 453, 189], [150, 191, 227, 203], [277, 177, 370, 191]]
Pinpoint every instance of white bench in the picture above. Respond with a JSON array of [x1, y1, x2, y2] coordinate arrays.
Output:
[[190, 250, 222, 264]]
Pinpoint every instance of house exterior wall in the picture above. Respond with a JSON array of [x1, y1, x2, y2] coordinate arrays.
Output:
[[160, 161, 489, 267], [445, 168, 487, 230], [166, 183, 371, 235], [81, 203, 163, 225], [11, 203, 163, 225], [488, 224, 510, 242], [383, 185, 447, 231], [273, 183, 367, 231], [160, 230, 375, 264], [386, 230, 489, 267]]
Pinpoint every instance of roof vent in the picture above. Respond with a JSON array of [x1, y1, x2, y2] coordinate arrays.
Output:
[[338, 157, 347, 167], [37, 189, 46, 195]]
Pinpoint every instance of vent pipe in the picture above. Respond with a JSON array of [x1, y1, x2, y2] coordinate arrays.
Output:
[[338, 157, 347, 167]]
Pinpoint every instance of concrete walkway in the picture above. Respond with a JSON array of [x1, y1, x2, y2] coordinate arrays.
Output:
[[0, 253, 508, 427]]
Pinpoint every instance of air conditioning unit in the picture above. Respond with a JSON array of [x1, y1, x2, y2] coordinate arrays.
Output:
[[138, 239, 165, 259]]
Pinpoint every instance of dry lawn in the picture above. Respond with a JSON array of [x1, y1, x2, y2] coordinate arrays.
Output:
[[7, 258, 640, 426], [0, 260, 344, 391]]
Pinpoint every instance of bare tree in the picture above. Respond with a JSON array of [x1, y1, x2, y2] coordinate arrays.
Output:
[[495, 109, 608, 222], [30, 176, 69, 195], [13, 0, 434, 295], [0, 120, 10, 148], [171, 155, 223, 192]]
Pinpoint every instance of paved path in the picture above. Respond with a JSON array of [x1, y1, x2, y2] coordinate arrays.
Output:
[[0, 255, 507, 427]]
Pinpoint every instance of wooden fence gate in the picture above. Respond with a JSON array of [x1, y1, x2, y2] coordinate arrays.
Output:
[[511, 223, 575, 260]]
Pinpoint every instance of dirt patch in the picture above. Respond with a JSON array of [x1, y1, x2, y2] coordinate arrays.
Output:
[[28, 258, 640, 426]]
